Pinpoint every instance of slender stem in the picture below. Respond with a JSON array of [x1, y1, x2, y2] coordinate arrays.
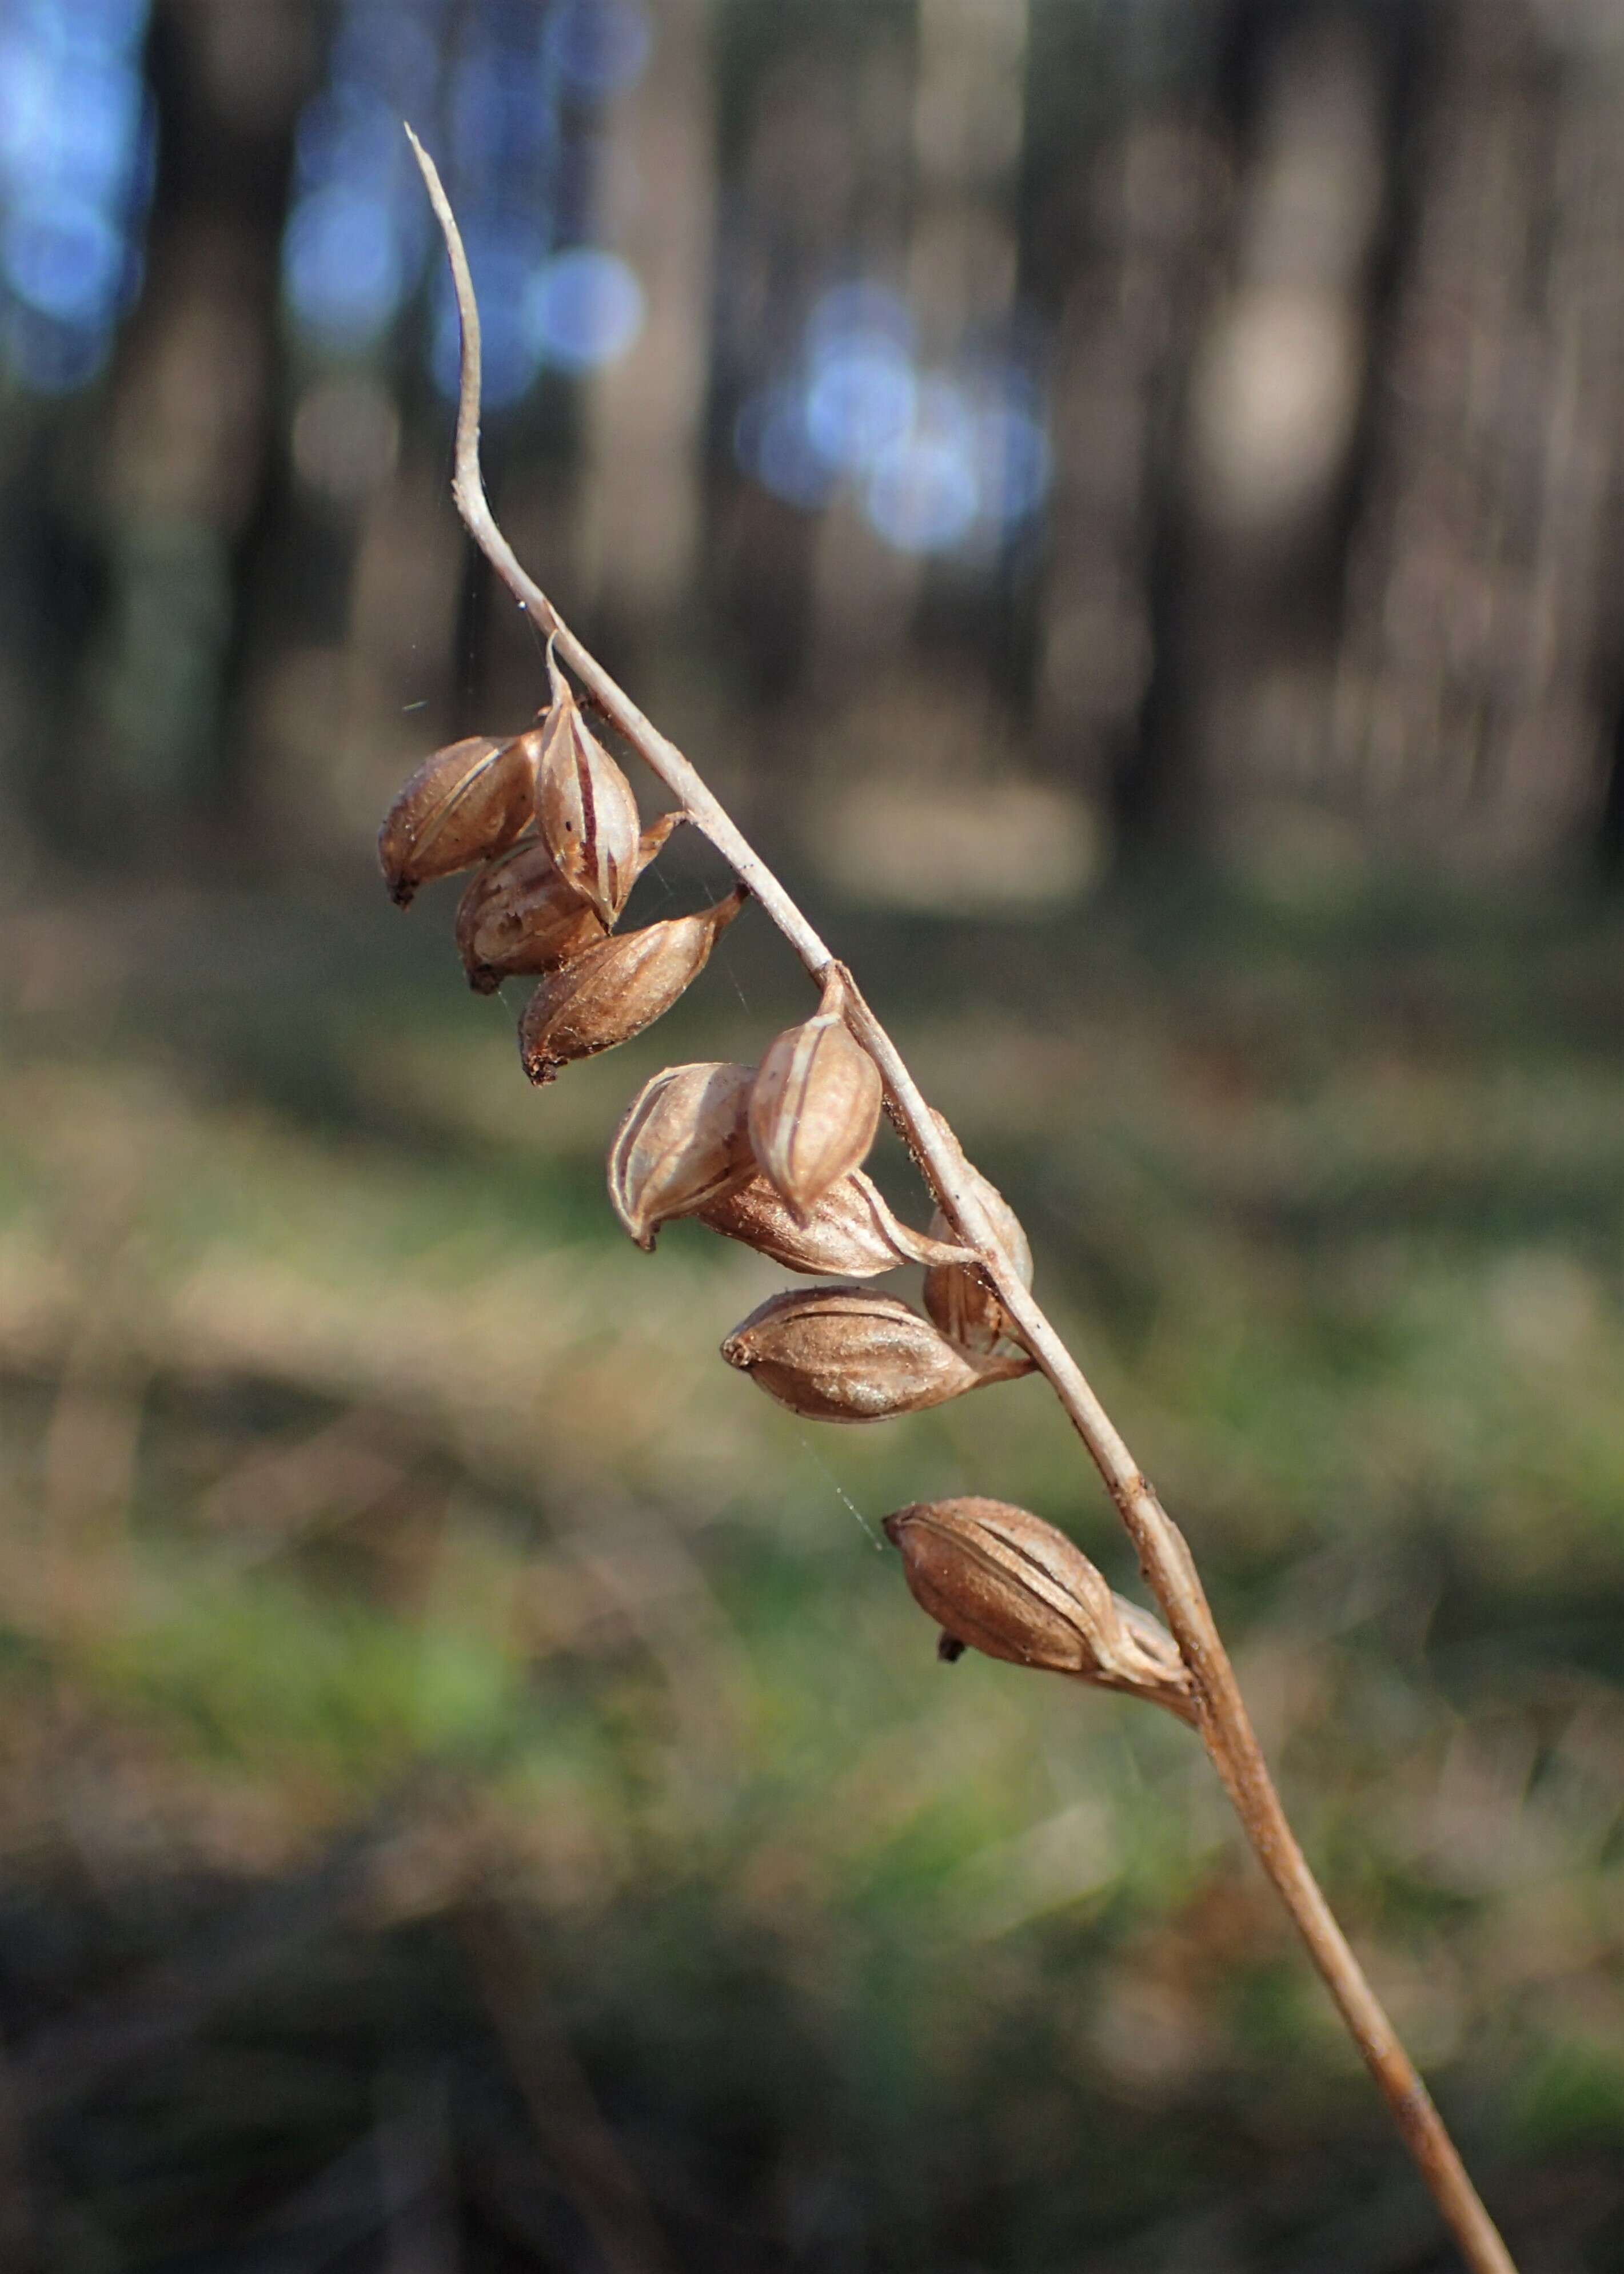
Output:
[[405, 125, 1517, 2274]]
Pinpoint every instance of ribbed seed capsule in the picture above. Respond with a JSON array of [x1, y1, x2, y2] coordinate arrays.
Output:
[[748, 970, 882, 1218], [532, 642, 644, 927], [883, 1497, 1195, 1721], [456, 813, 684, 994], [608, 1061, 757, 1250], [720, 1287, 1031, 1424], [456, 839, 605, 991], [518, 887, 747, 1085], [378, 733, 538, 906], [701, 1170, 969, 1279], [922, 1138, 1033, 1354]]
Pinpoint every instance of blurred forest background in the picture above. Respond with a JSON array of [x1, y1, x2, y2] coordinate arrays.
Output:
[[2, 0, 1623, 2268]]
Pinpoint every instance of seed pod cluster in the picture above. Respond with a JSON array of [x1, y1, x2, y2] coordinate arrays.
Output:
[[379, 670, 1049, 1608], [377, 662, 748, 1090], [884, 1497, 1195, 1721], [598, 960, 917, 1268], [588, 969, 1038, 1435], [454, 838, 607, 991]]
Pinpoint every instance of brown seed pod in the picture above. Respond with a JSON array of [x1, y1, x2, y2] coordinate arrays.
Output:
[[455, 839, 606, 991], [701, 1170, 970, 1279], [378, 733, 538, 906], [922, 1146, 1034, 1355], [608, 1061, 758, 1250], [517, 886, 747, 1085], [720, 1287, 1032, 1424], [456, 813, 684, 994], [883, 1496, 1195, 1721], [747, 969, 883, 1219], [532, 641, 645, 927]]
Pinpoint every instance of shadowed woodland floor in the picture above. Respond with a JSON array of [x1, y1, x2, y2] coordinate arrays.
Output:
[[1, 869, 1622, 2272]]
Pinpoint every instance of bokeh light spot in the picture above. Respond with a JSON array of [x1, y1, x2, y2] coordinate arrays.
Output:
[[805, 338, 916, 472], [546, 0, 652, 97], [59, 0, 148, 47], [3, 196, 123, 324], [526, 248, 643, 371], [283, 185, 404, 348], [0, 0, 151, 392], [735, 385, 838, 511], [865, 432, 981, 553], [807, 281, 914, 356], [294, 83, 401, 196]]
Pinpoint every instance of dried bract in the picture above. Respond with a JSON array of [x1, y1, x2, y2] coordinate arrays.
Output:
[[378, 734, 538, 906], [532, 642, 644, 927], [883, 1496, 1195, 1720], [701, 1170, 968, 1279], [608, 1061, 757, 1250], [721, 1287, 1031, 1424], [456, 813, 683, 993], [748, 969, 883, 1218], [922, 1140, 1034, 1354], [517, 887, 747, 1085]]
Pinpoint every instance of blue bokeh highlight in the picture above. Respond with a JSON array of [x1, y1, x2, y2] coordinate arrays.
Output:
[[733, 280, 1054, 557], [282, 0, 649, 405], [0, 0, 153, 393]]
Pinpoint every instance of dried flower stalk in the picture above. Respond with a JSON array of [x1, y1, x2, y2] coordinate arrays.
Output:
[[403, 126, 1519, 2274]]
